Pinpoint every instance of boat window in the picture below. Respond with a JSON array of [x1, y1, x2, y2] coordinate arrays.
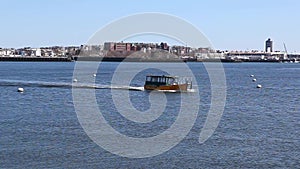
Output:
[[159, 77, 165, 83]]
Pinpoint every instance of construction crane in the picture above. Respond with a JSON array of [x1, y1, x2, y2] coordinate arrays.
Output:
[[283, 43, 288, 60]]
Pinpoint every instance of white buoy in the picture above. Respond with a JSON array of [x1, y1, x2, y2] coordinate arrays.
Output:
[[93, 73, 97, 77], [73, 78, 78, 82], [252, 78, 257, 82], [18, 88, 24, 92], [257, 84, 262, 88], [250, 74, 254, 77]]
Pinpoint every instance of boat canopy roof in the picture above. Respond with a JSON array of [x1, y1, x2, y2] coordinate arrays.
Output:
[[146, 75, 178, 79]]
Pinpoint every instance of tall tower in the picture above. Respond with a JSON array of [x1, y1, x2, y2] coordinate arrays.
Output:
[[265, 38, 273, 53]]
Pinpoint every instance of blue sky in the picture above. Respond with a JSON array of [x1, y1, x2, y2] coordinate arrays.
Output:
[[0, 0, 299, 52]]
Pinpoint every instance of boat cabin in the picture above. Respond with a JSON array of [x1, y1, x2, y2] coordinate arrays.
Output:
[[145, 75, 178, 86], [144, 75, 192, 91]]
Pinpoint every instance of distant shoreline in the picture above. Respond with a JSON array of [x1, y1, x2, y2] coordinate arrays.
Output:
[[0, 56, 298, 63]]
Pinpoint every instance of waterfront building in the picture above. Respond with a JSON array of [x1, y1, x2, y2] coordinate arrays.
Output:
[[114, 43, 131, 52], [104, 42, 115, 51], [36, 48, 42, 57]]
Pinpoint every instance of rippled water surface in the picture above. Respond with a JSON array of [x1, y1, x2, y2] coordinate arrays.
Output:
[[0, 62, 299, 168]]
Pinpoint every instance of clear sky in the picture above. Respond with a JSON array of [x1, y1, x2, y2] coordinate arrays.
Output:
[[0, 0, 299, 52]]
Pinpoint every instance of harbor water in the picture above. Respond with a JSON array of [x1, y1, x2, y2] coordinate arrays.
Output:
[[0, 62, 299, 168]]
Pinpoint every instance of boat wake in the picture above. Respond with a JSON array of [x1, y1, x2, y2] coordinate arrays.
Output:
[[0, 79, 144, 91], [0, 79, 196, 92]]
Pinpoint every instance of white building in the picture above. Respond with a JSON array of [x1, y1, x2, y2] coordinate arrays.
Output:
[[0, 49, 13, 56], [36, 48, 41, 57]]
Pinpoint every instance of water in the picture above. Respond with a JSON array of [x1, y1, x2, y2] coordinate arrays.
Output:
[[0, 62, 299, 168]]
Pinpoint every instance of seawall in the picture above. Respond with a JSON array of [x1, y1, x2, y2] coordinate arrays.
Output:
[[0, 57, 73, 62]]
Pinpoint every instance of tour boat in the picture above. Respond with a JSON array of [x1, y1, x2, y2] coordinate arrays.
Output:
[[144, 75, 192, 91]]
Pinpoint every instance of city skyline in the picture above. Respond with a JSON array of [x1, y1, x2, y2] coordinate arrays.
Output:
[[1, 0, 300, 52]]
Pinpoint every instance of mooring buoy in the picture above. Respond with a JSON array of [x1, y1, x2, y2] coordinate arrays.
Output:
[[18, 88, 24, 92]]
